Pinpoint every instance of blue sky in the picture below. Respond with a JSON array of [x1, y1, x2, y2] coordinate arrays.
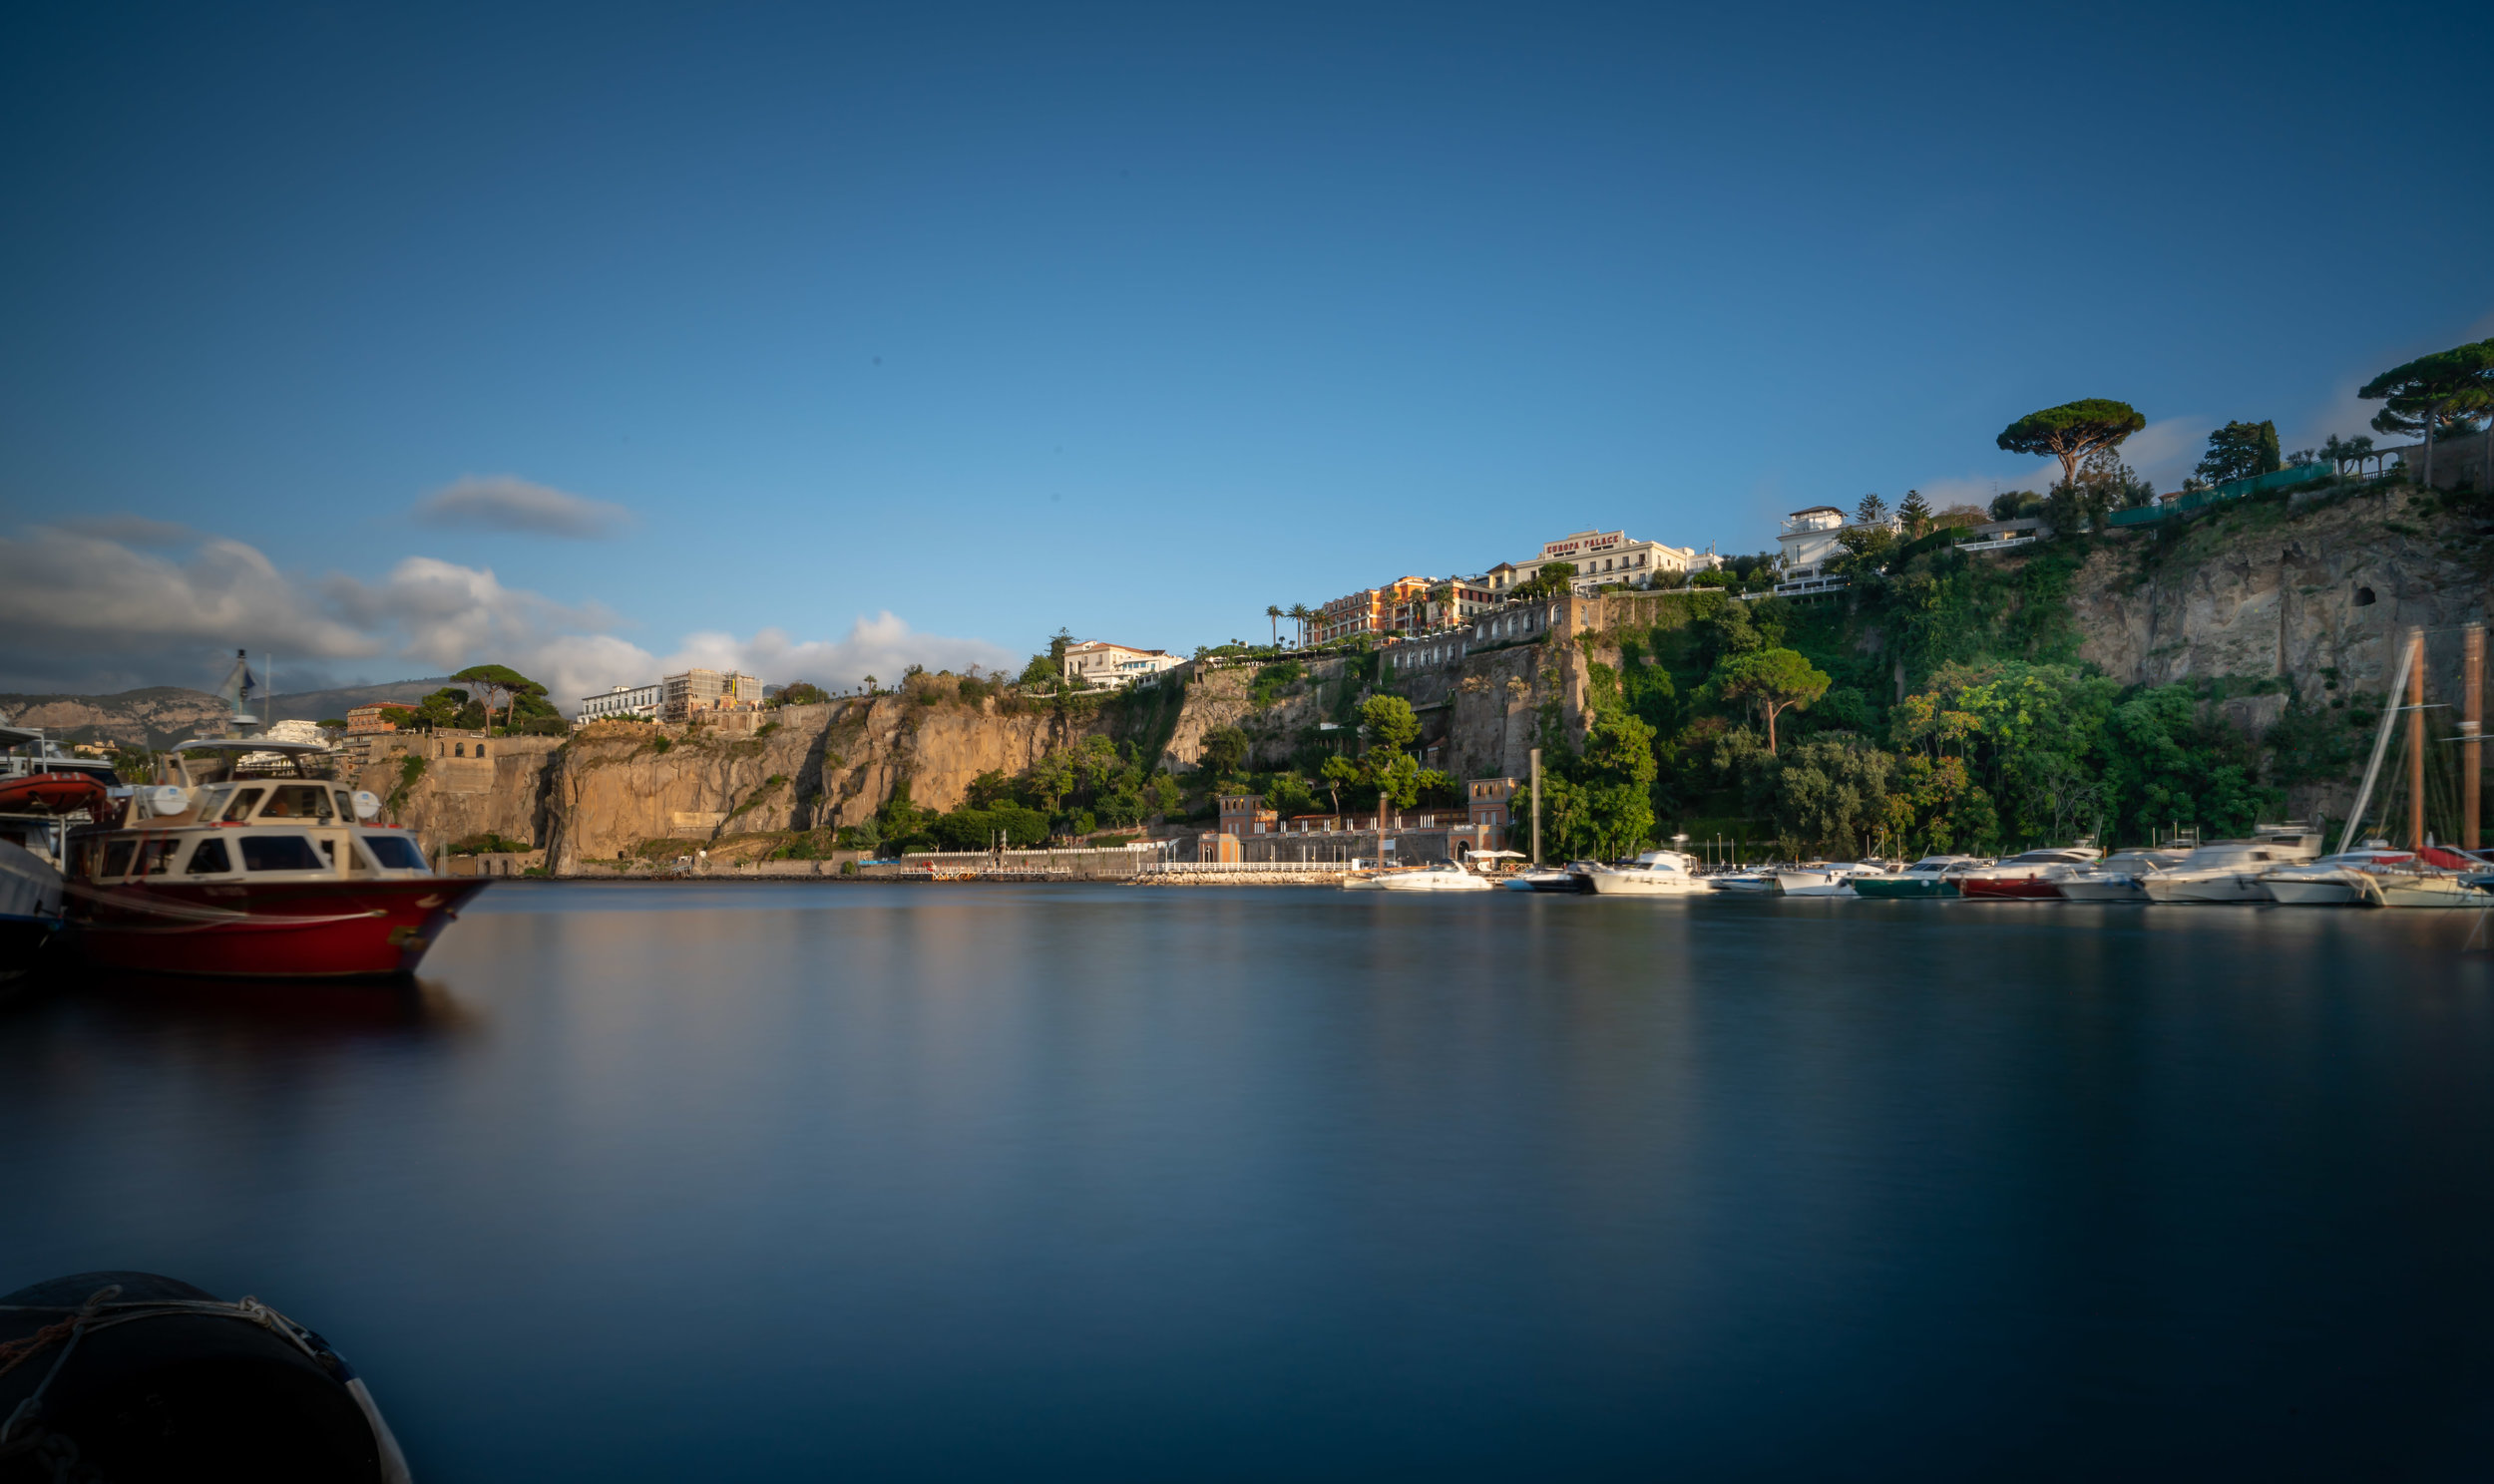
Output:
[[3, 1, 2486, 701]]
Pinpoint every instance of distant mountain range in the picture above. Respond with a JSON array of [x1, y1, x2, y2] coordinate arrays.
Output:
[[0, 679, 454, 749]]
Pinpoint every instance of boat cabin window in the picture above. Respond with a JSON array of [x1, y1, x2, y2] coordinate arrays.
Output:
[[214, 787, 267, 823], [259, 785, 335, 821], [362, 836, 427, 872], [100, 839, 137, 879], [238, 835, 324, 873], [330, 789, 356, 819], [185, 838, 232, 875], [135, 838, 181, 876]]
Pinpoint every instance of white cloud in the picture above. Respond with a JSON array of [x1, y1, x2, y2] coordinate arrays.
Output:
[[660, 616, 1019, 694], [0, 522, 1014, 710], [54, 513, 198, 546], [411, 475, 633, 538], [0, 526, 381, 692]]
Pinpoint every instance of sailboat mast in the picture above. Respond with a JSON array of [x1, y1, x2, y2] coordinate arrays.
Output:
[[2337, 632, 2417, 855], [2466, 622, 2483, 851], [2407, 629, 2426, 850]]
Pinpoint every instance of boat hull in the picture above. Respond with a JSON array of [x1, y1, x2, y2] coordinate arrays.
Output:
[[2263, 876, 2361, 907], [1369, 874, 1490, 892], [2373, 875, 2475, 909], [68, 878, 491, 977], [1960, 878, 2062, 901], [1584, 872, 1710, 897], [2057, 879, 2151, 903], [1851, 877, 1957, 900], [2141, 874, 2272, 905]]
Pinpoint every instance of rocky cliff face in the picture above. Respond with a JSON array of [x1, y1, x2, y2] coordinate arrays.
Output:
[[352, 489, 2487, 868], [2068, 484, 2486, 704], [347, 734, 565, 860], [531, 695, 1120, 871], [1, 687, 227, 747]]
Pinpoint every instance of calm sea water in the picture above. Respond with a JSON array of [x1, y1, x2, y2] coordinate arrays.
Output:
[[8, 884, 2494, 1480]]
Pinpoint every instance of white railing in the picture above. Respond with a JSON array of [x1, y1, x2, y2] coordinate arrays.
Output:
[[1957, 535, 2039, 554], [1142, 860, 1350, 874]]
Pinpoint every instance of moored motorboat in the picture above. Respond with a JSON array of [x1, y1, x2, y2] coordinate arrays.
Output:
[[1850, 855, 1987, 900], [0, 723, 117, 987], [1505, 866, 1584, 893], [2139, 827, 2324, 905], [1771, 861, 1888, 897], [64, 737, 487, 977], [1957, 847, 2103, 901], [1370, 861, 1491, 892], [1707, 867, 1779, 894], [1584, 850, 1711, 897], [2054, 849, 2187, 904]]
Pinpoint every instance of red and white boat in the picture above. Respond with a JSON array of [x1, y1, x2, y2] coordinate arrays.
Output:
[[64, 737, 487, 978], [2, 722, 127, 985], [1955, 846, 2102, 901]]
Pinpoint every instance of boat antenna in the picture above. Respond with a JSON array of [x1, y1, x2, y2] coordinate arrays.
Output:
[[219, 648, 262, 733]]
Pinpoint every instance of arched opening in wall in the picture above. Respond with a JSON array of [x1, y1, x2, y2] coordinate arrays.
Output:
[[2354, 586, 2376, 606]]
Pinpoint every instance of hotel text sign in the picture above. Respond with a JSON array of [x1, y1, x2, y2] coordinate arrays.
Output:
[[1541, 531, 1625, 559]]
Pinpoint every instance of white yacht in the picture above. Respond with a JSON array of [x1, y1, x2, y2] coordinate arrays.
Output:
[[2264, 846, 2477, 908], [2139, 828, 2324, 904], [1584, 850, 1711, 897], [2055, 849, 2188, 904], [1707, 867, 1779, 894], [1771, 861, 1888, 897], [1344, 861, 1492, 893]]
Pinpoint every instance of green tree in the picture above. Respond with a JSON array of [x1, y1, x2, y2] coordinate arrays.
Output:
[[416, 687, 472, 730], [1895, 489, 1933, 536], [1513, 561, 1577, 600], [1320, 753, 1362, 815], [1265, 604, 1283, 646], [1997, 400, 2148, 489], [2360, 339, 2494, 489], [1360, 694, 1421, 755], [1854, 493, 1889, 526], [2195, 420, 2283, 485], [2319, 433, 2374, 474], [1765, 737, 1895, 858], [449, 664, 546, 733], [1198, 724, 1250, 776], [773, 682, 829, 708], [1712, 647, 1831, 754]]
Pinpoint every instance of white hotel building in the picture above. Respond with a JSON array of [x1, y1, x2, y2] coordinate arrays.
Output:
[[1483, 530, 1718, 597], [578, 682, 662, 722], [1063, 641, 1185, 688]]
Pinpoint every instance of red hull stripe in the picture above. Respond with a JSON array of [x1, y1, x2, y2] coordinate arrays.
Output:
[[69, 880, 490, 977]]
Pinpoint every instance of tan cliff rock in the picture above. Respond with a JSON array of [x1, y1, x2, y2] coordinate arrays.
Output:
[[2068, 485, 2486, 704], [354, 495, 2487, 869]]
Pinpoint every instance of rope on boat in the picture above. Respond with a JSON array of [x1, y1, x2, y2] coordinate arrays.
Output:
[[0, 1289, 412, 1484]]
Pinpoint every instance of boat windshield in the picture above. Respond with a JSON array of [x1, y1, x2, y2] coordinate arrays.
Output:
[[362, 836, 428, 871]]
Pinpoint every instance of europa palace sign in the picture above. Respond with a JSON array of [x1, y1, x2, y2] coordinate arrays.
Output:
[[1539, 530, 1626, 559]]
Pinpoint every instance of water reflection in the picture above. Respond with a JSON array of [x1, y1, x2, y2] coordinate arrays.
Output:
[[5, 885, 2492, 1481]]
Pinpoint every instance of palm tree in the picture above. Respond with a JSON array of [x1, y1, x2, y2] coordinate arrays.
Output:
[[1265, 604, 1283, 648], [1288, 602, 1313, 648]]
